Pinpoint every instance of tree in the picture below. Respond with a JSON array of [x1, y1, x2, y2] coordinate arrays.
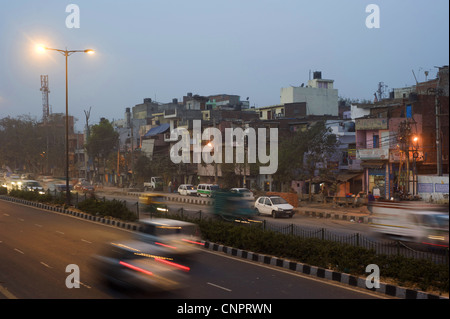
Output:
[[85, 119, 119, 183], [272, 121, 338, 193]]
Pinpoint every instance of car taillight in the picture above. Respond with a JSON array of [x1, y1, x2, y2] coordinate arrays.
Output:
[[119, 261, 153, 276], [182, 239, 204, 246], [155, 258, 190, 272]]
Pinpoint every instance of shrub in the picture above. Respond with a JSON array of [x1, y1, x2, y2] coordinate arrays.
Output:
[[196, 218, 449, 293], [77, 197, 137, 221]]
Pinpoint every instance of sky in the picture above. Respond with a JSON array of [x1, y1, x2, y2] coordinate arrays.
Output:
[[0, 0, 448, 132]]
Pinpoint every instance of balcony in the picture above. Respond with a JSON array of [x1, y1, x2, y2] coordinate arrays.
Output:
[[356, 148, 389, 160]]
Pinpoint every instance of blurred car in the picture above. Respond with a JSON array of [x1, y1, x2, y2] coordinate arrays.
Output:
[[20, 180, 45, 194], [213, 190, 256, 221], [177, 184, 197, 196], [371, 201, 449, 248], [254, 196, 294, 218], [74, 181, 95, 193], [230, 188, 254, 201], [139, 194, 169, 215], [92, 218, 202, 293]]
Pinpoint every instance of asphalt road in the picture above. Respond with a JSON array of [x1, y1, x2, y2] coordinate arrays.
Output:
[[0, 199, 385, 300]]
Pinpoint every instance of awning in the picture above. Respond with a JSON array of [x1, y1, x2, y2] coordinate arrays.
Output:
[[143, 123, 170, 138], [337, 173, 362, 182]]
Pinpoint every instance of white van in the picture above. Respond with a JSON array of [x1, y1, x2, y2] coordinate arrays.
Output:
[[178, 184, 197, 196], [196, 184, 219, 197]]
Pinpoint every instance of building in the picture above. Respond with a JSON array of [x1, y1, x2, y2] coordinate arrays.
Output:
[[280, 71, 339, 116], [355, 65, 449, 200]]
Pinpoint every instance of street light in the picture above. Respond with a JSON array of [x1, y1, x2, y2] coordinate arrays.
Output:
[[37, 44, 95, 205]]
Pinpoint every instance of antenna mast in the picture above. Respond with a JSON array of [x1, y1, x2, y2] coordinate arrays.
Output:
[[40, 75, 50, 123]]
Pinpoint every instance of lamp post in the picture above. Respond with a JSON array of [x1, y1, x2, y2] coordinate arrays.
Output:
[[37, 45, 94, 205]]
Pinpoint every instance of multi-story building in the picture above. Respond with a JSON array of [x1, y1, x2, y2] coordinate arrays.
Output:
[[355, 66, 449, 200], [280, 71, 339, 116]]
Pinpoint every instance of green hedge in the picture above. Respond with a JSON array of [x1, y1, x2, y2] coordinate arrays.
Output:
[[197, 219, 449, 293], [8, 189, 65, 205], [3, 189, 447, 293], [77, 197, 137, 221]]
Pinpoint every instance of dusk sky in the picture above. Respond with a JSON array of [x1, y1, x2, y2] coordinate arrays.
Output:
[[1, 0, 448, 131]]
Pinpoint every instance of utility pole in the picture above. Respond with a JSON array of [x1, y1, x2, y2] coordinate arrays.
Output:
[[428, 68, 443, 176], [84, 107, 91, 180], [435, 72, 443, 176]]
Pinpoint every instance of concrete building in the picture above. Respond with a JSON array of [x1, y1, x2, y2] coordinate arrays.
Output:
[[280, 71, 339, 116]]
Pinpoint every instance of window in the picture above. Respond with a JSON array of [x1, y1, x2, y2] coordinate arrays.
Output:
[[373, 134, 379, 148]]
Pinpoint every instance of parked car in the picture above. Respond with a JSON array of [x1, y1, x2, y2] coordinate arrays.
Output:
[[230, 188, 254, 201], [196, 184, 219, 197], [178, 184, 197, 196], [254, 196, 294, 218]]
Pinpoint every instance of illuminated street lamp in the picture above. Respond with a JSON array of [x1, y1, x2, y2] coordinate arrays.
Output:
[[37, 44, 95, 205]]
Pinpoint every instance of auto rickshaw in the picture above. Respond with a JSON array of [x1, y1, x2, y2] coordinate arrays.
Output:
[[139, 193, 169, 216]]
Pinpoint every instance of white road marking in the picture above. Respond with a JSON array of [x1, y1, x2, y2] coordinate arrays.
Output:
[[81, 239, 92, 244], [40, 262, 52, 268], [75, 281, 92, 289], [0, 283, 17, 299], [14, 248, 24, 254], [207, 282, 232, 292], [55, 231, 65, 235]]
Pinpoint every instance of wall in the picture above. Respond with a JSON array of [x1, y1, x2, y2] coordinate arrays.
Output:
[[417, 175, 449, 203], [280, 86, 338, 116]]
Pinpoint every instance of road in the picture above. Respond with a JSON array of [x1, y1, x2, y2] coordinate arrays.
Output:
[[0, 199, 385, 300], [94, 190, 373, 237]]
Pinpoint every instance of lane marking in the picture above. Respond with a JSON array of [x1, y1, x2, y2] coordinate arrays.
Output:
[[207, 282, 232, 292], [40, 262, 52, 268], [14, 248, 24, 254], [75, 281, 92, 289], [35, 224, 43, 227], [81, 239, 92, 244], [0, 283, 17, 299], [55, 231, 65, 235], [202, 249, 391, 299]]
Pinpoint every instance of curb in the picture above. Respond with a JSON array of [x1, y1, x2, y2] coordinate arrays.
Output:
[[2, 195, 446, 299], [296, 209, 373, 224], [202, 240, 448, 300], [127, 192, 214, 206], [0, 196, 142, 232]]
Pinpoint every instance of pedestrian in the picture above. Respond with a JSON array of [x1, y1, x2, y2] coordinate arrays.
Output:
[[168, 180, 172, 193], [367, 191, 375, 214]]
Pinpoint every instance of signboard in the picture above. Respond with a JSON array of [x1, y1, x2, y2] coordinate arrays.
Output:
[[355, 118, 388, 130], [418, 183, 433, 193], [357, 148, 389, 160], [435, 183, 449, 193]]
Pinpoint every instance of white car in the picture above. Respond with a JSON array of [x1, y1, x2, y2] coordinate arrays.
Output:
[[178, 184, 197, 196], [230, 188, 254, 201], [254, 196, 294, 218]]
